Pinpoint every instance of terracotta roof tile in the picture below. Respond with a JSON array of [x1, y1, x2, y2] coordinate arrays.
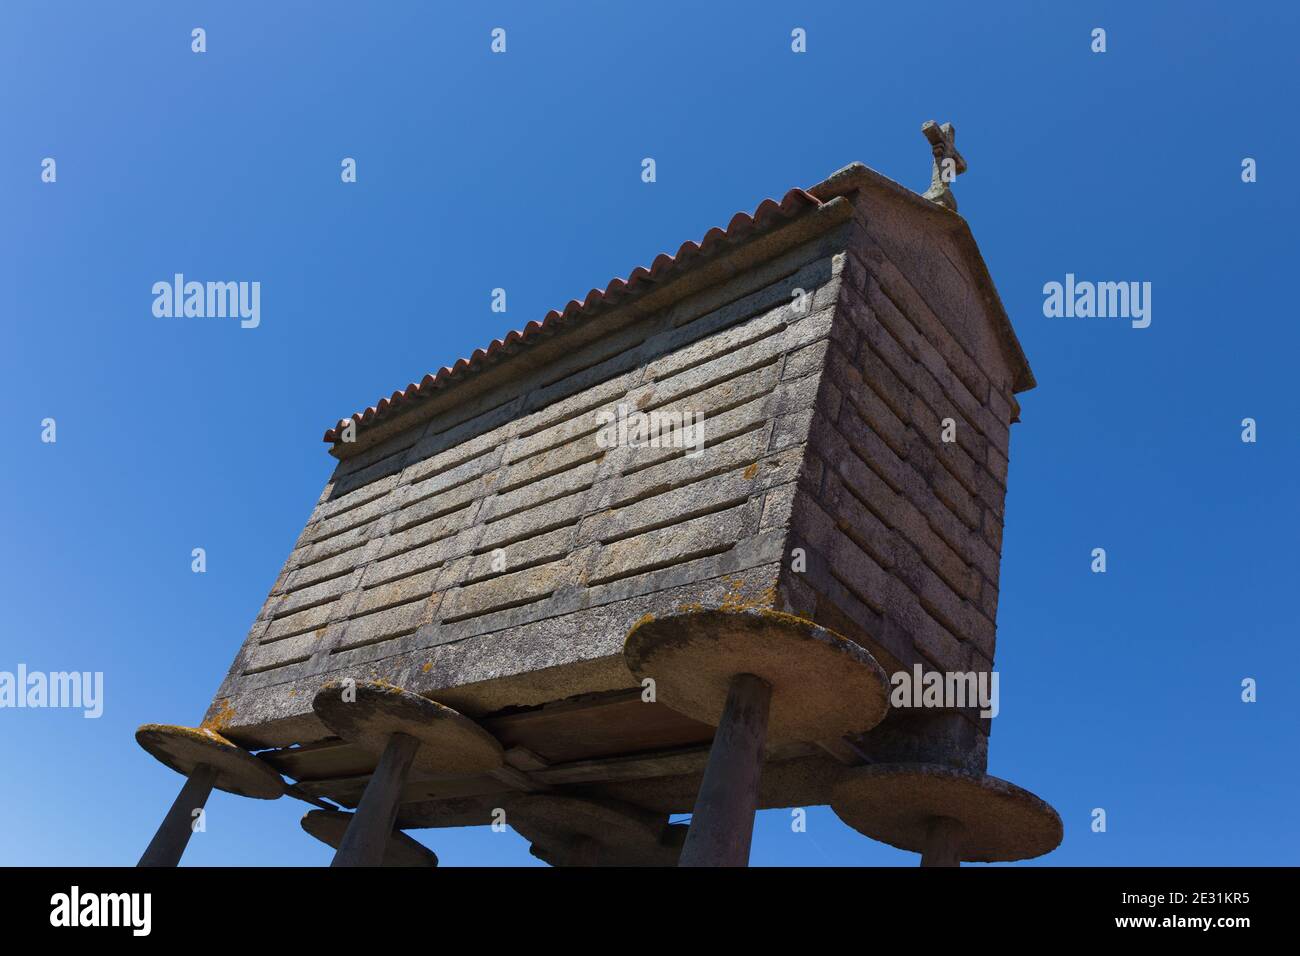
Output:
[[322, 186, 824, 442]]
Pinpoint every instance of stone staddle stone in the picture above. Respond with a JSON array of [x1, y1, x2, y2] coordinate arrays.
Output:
[[507, 794, 685, 867], [300, 810, 439, 867], [831, 763, 1063, 862], [135, 724, 285, 800], [624, 607, 890, 745], [528, 828, 688, 868], [311, 680, 503, 776]]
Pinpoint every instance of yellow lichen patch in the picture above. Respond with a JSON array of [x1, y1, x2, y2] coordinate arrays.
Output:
[[201, 698, 237, 732], [421, 661, 433, 673], [628, 612, 656, 636], [743, 463, 759, 480], [717, 591, 744, 611], [718, 582, 779, 613], [750, 605, 824, 633]]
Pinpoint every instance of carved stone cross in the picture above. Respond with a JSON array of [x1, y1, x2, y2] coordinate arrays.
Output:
[[922, 120, 966, 212]]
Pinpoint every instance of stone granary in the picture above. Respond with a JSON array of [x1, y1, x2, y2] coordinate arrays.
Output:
[[137, 123, 1062, 867]]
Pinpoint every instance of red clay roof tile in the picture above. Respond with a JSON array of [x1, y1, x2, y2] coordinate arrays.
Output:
[[322, 186, 824, 442]]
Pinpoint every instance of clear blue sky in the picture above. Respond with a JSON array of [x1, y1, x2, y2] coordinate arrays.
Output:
[[2, 0, 1296, 866]]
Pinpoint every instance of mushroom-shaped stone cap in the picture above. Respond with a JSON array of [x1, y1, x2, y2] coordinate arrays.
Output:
[[831, 763, 1063, 863], [311, 680, 503, 775], [527, 826, 688, 868], [624, 607, 889, 744], [300, 810, 438, 867], [507, 795, 684, 867], [135, 724, 285, 800]]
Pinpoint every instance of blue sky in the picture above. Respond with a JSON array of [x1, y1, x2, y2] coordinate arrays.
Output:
[[2, 0, 1296, 866]]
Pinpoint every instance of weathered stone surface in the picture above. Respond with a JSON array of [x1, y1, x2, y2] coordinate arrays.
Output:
[[262, 603, 332, 643], [135, 724, 285, 800], [312, 680, 502, 775], [380, 501, 476, 558], [245, 631, 321, 673], [831, 763, 1062, 863], [588, 503, 755, 585], [504, 794, 683, 867], [625, 607, 889, 744], [300, 810, 439, 867]]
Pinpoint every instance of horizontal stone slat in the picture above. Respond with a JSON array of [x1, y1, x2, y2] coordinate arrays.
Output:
[[587, 502, 754, 585]]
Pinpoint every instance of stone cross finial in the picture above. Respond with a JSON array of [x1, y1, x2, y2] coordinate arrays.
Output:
[[922, 120, 966, 212]]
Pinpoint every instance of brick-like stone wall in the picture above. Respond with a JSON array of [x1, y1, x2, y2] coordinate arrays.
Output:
[[779, 181, 1026, 768]]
